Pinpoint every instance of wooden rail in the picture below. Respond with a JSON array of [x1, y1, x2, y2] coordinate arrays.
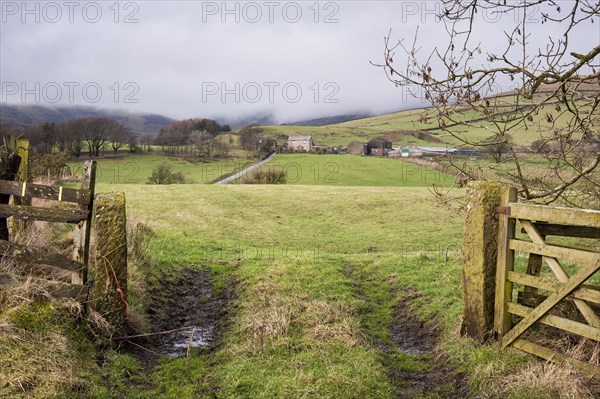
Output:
[[0, 180, 91, 205], [0, 144, 96, 288], [0, 204, 89, 223], [0, 240, 83, 272]]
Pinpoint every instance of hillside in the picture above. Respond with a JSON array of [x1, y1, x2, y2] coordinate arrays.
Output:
[[0, 104, 177, 135], [282, 112, 373, 127], [259, 92, 598, 148]]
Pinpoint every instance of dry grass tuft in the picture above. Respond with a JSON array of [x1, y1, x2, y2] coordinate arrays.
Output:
[[299, 300, 363, 347], [503, 361, 599, 399], [0, 276, 52, 309], [86, 308, 115, 338], [564, 338, 600, 367], [241, 282, 294, 352], [239, 280, 363, 354], [0, 318, 88, 399]]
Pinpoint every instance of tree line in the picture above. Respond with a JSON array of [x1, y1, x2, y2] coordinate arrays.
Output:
[[0, 116, 232, 159], [0, 117, 137, 157]]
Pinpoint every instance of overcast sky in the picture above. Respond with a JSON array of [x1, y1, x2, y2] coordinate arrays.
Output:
[[1, 1, 598, 124]]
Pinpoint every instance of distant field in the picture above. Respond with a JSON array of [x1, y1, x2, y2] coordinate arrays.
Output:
[[66, 153, 456, 188], [259, 153, 453, 187], [68, 154, 253, 185]]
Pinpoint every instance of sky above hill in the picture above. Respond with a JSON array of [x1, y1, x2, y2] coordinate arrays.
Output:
[[1, 1, 598, 124]]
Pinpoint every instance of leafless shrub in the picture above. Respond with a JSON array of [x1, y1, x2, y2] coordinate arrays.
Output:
[[241, 167, 287, 184]]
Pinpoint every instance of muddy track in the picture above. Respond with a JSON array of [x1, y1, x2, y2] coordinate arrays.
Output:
[[345, 265, 468, 399], [125, 268, 235, 363], [389, 287, 468, 399]]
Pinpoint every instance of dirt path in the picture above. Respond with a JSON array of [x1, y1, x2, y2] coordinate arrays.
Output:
[[345, 265, 467, 398], [389, 287, 467, 398]]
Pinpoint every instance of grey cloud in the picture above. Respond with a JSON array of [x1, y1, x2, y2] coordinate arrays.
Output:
[[1, 1, 597, 123]]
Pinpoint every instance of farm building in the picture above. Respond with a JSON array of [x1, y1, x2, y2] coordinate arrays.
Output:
[[287, 135, 314, 152], [367, 138, 393, 156], [346, 140, 367, 155]]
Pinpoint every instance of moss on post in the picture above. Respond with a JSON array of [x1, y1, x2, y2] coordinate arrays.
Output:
[[461, 181, 504, 341], [90, 192, 128, 331]]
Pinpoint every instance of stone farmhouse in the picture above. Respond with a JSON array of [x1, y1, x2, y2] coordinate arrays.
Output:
[[287, 136, 314, 152]]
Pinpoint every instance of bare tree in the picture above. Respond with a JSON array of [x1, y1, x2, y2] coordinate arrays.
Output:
[[81, 117, 124, 157], [57, 119, 84, 157], [108, 124, 132, 154], [376, 0, 599, 208], [485, 133, 513, 163], [127, 132, 139, 153], [189, 130, 212, 158]]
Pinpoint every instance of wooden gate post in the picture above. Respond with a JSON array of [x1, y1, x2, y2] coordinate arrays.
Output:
[[90, 192, 128, 331], [0, 136, 23, 241], [12, 138, 30, 239], [461, 181, 511, 341], [72, 161, 96, 285]]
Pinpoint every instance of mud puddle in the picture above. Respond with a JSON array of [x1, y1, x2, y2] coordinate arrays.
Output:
[[135, 268, 233, 358]]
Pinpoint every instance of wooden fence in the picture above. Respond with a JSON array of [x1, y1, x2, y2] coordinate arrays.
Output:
[[462, 182, 599, 379], [0, 137, 128, 330]]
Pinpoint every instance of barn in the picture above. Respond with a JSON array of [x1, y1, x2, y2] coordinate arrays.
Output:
[[346, 140, 367, 155], [367, 138, 393, 156], [287, 136, 314, 152]]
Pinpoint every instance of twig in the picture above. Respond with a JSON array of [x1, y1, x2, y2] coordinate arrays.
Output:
[[124, 340, 163, 356], [114, 325, 196, 340]]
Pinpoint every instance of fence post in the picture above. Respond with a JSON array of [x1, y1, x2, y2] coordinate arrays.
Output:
[[461, 181, 506, 341], [493, 186, 518, 338], [12, 138, 30, 239], [72, 161, 96, 285], [0, 136, 22, 241], [90, 192, 128, 331]]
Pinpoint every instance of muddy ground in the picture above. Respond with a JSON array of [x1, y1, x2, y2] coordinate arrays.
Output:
[[125, 268, 234, 361], [120, 265, 467, 397], [345, 265, 467, 399], [389, 287, 468, 399]]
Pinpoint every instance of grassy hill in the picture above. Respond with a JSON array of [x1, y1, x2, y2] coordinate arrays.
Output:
[[262, 154, 452, 187], [259, 93, 594, 148]]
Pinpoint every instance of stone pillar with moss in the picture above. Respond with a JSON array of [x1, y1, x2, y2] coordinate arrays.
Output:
[[90, 192, 128, 331], [461, 181, 505, 341]]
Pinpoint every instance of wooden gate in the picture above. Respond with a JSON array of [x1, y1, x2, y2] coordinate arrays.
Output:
[[0, 137, 97, 300], [493, 188, 600, 378]]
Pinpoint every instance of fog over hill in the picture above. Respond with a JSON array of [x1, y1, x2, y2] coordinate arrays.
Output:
[[0, 104, 379, 133], [0, 104, 176, 135]]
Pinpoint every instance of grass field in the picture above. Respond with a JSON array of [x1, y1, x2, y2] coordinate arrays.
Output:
[[68, 154, 254, 185], [259, 154, 453, 187], [4, 89, 599, 398], [83, 182, 594, 399], [103, 184, 465, 399], [66, 153, 455, 188]]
